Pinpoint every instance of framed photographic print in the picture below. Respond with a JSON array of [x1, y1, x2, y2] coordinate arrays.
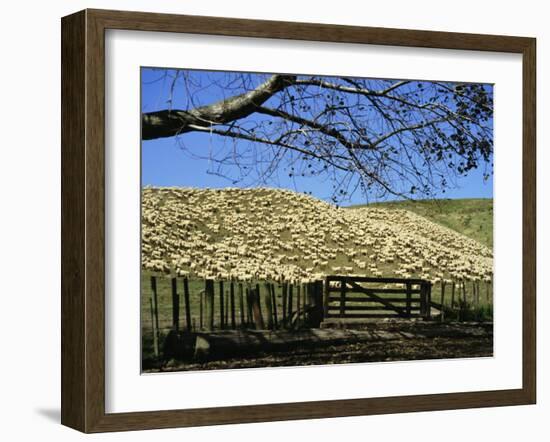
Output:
[[61, 9, 536, 433]]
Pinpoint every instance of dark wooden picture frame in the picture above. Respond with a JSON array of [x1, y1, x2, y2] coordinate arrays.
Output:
[[61, 8, 536, 433]]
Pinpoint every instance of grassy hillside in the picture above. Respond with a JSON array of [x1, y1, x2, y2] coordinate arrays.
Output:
[[141, 187, 492, 284], [352, 198, 493, 248]]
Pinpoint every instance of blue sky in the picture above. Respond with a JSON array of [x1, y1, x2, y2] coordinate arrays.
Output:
[[141, 68, 493, 205]]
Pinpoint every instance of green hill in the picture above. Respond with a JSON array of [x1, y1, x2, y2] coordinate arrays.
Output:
[[349, 198, 493, 248]]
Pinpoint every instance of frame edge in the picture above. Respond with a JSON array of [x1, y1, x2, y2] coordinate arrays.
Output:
[[521, 37, 536, 405], [61, 9, 87, 433]]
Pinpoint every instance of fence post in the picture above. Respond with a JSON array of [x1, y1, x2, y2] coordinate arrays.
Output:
[[451, 281, 456, 308], [287, 284, 293, 321], [425, 282, 432, 320], [339, 278, 347, 317], [406, 282, 412, 317], [199, 290, 203, 330], [264, 283, 274, 330], [439, 281, 446, 323], [282, 282, 288, 325], [171, 277, 179, 331], [245, 285, 253, 325], [316, 280, 324, 323], [250, 286, 265, 329], [230, 282, 236, 329], [238, 283, 245, 326], [182, 277, 192, 332], [296, 284, 301, 327], [270, 283, 278, 328], [151, 276, 160, 353], [205, 279, 215, 331], [257, 284, 265, 328], [323, 278, 330, 319], [305, 281, 323, 327], [219, 281, 225, 329], [149, 297, 159, 358], [225, 290, 230, 325]]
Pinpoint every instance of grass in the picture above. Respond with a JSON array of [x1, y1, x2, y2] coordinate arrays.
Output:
[[348, 198, 493, 248], [440, 301, 493, 322]]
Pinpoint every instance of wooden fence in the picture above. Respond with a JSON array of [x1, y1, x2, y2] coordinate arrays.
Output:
[[145, 275, 491, 358], [324, 275, 432, 320], [146, 275, 435, 347], [146, 276, 325, 355], [433, 279, 493, 310]]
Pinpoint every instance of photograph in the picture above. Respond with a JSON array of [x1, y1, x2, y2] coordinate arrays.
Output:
[[140, 67, 494, 373]]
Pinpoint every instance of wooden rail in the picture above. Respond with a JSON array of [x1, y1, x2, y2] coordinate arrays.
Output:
[[324, 275, 432, 320], [146, 275, 432, 345]]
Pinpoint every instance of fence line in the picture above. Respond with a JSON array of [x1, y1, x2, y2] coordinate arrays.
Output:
[[144, 275, 494, 347]]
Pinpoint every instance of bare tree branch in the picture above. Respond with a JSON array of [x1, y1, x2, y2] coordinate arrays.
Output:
[[142, 74, 296, 140], [141, 70, 493, 201]]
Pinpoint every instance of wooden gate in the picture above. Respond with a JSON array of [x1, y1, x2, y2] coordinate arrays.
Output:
[[324, 275, 432, 320]]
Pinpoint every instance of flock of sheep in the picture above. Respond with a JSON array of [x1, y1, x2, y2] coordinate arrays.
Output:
[[141, 187, 493, 285]]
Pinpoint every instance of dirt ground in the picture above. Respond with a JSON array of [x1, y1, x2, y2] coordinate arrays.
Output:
[[143, 321, 493, 373]]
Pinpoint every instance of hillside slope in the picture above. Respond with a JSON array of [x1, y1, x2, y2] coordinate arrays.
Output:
[[142, 187, 493, 284], [353, 198, 493, 248]]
